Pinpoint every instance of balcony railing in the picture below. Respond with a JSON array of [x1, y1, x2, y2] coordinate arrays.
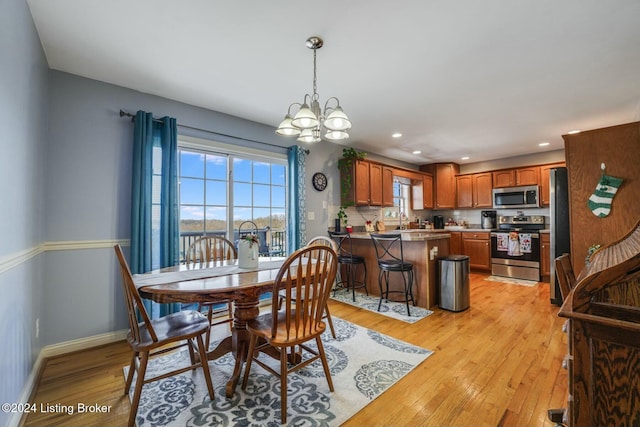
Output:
[[179, 228, 286, 262]]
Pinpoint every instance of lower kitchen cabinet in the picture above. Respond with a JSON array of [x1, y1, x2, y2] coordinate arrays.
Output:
[[461, 231, 491, 270], [540, 232, 550, 280], [449, 231, 462, 255]]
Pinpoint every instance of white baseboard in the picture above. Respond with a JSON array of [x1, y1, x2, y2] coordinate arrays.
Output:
[[8, 330, 128, 427], [40, 329, 128, 358]]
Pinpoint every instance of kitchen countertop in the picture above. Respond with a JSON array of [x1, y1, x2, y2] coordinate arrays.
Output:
[[348, 231, 451, 241]]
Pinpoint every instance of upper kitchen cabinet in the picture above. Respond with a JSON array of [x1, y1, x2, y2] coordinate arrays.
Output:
[[492, 166, 540, 188], [340, 159, 394, 207], [420, 163, 459, 209], [339, 158, 369, 206], [411, 172, 434, 210], [539, 162, 566, 206], [422, 173, 434, 209], [456, 172, 493, 208], [382, 166, 394, 206], [369, 162, 383, 205]]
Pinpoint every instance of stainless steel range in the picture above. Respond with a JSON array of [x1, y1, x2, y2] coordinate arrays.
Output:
[[490, 214, 544, 281]]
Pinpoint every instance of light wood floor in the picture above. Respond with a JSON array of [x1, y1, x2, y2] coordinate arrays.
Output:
[[23, 272, 567, 426]]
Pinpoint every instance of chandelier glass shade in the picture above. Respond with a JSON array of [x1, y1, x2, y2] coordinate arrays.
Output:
[[276, 36, 351, 143]]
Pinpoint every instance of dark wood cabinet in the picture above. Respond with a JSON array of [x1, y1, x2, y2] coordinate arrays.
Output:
[[461, 231, 491, 270], [456, 172, 493, 208], [556, 222, 640, 427]]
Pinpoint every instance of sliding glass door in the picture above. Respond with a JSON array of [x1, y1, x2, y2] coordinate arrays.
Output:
[[178, 145, 287, 260]]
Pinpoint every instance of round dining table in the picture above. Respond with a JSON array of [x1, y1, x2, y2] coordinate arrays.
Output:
[[135, 258, 285, 398]]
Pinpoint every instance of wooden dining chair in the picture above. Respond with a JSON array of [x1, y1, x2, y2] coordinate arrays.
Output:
[[241, 245, 338, 424], [114, 245, 214, 427], [555, 253, 577, 301], [298, 236, 339, 338], [185, 235, 237, 348]]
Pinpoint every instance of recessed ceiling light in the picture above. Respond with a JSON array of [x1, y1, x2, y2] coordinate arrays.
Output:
[[568, 129, 581, 134], [461, 156, 470, 160], [392, 133, 402, 138], [538, 142, 550, 146], [412, 150, 421, 155]]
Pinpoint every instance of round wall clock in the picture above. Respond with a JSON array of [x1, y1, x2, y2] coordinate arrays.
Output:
[[312, 172, 328, 191]]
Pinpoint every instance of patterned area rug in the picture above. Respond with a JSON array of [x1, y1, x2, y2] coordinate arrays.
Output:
[[485, 275, 539, 287], [126, 317, 432, 426], [331, 290, 433, 323]]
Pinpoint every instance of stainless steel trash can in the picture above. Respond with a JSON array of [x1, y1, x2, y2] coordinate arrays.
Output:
[[439, 255, 470, 311]]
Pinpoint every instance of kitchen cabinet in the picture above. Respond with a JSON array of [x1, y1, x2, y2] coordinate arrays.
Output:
[[339, 159, 370, 206], [540, 162, 566, 206], [420, 163, 459, 209], [411, 172, 434, 210], [382, 166, 394, 206], [456, 172, 493, 208], [422, 174, 433, 209], [353, 160, 371, 205], [461, 231, 491, 270], [449, 231, 462, 255], [340, 160, 393, 207], [540, 232, 550, 279], [369, 163, 383, 205], [492, 166, 540, 188]]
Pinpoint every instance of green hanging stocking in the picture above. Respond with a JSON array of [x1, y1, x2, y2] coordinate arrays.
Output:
[[587, 173, 623, 218]]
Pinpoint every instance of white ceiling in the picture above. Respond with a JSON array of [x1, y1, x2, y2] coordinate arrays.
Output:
[[27, 0, 640, 164]]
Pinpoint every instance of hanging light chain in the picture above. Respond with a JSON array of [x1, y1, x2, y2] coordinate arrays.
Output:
[[312, 47, 318, 100]]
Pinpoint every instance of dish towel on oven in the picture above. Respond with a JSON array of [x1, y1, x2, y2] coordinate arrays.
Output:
[[506, 232, 532, 256], [508, 232, 522, 256], [496, 233, 509, 251], [518, 233, 532, 253]]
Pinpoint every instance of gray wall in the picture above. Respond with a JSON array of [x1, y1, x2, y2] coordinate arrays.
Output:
[[0, 0, 48, 422]]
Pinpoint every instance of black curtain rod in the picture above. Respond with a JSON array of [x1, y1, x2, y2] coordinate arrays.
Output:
[[119, 109, 309, 154]]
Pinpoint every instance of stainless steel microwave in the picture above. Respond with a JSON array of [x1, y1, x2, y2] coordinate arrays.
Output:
[[492, 185, 540, 209]]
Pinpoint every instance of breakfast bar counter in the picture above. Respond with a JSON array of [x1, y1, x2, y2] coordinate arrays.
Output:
[[344, 231, 451, 309]]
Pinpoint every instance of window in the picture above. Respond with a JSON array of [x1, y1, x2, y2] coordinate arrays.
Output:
[[177, 143, 287, 260], [384, 178, 412, 226]]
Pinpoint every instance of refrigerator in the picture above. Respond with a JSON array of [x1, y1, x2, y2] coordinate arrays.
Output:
[[549, 167, 570, 306]]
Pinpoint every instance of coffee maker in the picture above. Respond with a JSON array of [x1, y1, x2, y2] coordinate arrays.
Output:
[[433, 215, 444, 229], [481, 210, 497, 229]]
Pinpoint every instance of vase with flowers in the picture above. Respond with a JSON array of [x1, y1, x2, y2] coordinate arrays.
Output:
[[238, 234, 260, 268]]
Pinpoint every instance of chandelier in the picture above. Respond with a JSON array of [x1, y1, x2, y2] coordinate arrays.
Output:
[[276, 36, 351, 143]]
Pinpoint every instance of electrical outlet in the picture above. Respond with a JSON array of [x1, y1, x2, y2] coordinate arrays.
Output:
[[35, 318, 40, 339], [308, 211, 315, 220]]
